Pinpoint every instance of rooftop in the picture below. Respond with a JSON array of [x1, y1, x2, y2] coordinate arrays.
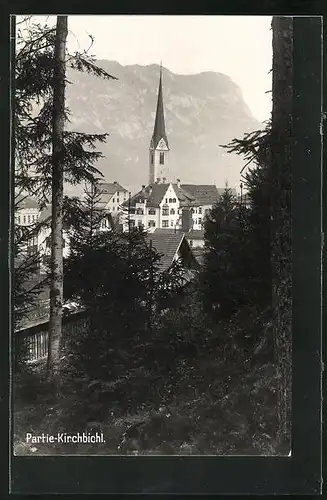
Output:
[[180, 184, 220, 205]]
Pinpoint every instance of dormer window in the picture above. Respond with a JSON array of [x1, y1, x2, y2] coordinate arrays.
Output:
[[159, 152, 165, 165]]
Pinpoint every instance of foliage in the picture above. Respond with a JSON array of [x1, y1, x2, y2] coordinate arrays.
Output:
[[14, 17, 117, 370], [201, 188, 249, 318], [15, 19, 116, 203]]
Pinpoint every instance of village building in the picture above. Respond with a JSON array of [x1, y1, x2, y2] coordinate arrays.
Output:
[[91, 181, 129, 230], [146, 228, 198, 273]]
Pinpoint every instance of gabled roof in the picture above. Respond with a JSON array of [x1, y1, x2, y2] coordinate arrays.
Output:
[[180, 184, 220, 205], [99, 182, 127, 194], [123, 183, 200, 209], [172, 184, 198, 206], [146, 229, 186, 272], [94, 181, 128, 209], [150, 65, 169, 150], [122, 183, 170, 208]]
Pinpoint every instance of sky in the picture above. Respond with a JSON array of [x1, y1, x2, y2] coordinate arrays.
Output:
[[28, 15, 272, 123]]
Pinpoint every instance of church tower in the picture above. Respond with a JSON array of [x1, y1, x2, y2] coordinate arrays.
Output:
[[149, 64, 169, 185]]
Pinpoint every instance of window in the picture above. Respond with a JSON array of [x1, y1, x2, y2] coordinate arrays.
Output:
[[113, 207, 115, 211], [170, 221, 174, 227], [165, 198, 168, 203], [150, 152, 154, 166], [138, 220, 143, 227], [32, 214, 35, 222], [27, 215, 30, 223], [198, 217, 202, 225], [198, 207, 202, 214], [117, 192, 120, 197], [162, 208, 169, 216], [17, 215, 20, 224], [148, 208, 156, 215], [148, 220, 156, 227], [169, 198, 172, 203], [159, 152, 165, 165], [136, 208, 144, 215], [117, 199, 120, 203], [189, 240, 193, 247], [172, 198, 176, 203], [128, 220, 135, 228], [23, 215, 26, 224], [170, 208, 175, 215], [162, 220, 169, 227]]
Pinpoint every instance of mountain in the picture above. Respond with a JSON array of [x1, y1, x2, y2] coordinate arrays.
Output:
[[65, 61, 262, 196]]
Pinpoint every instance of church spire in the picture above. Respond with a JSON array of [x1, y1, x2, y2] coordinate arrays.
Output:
[[150, 63, 169, 150]]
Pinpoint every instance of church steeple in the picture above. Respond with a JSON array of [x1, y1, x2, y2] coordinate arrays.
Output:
[[150, 63, 169, 150], [149, 64, 170, 185]]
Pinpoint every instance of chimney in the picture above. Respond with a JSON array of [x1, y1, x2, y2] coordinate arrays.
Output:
[[142, 185, 146, 194], [156, 177, 161, 184], [162, 177, 167, 184], [148, 185, 153, 195], [176, 178, 181, 189], [113, 181, 117, 184], [181, 207, 193, 233]]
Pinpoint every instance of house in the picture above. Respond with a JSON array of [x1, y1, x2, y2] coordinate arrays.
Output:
[[146, 228, 198, 273], [15, 197, 70, 271], [93, 181, 129, 215], [15, 196, 40, 227]]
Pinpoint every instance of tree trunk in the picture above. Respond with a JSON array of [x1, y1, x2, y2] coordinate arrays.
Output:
[[47, 16, 68, 381], [271, 16, 293, 451]]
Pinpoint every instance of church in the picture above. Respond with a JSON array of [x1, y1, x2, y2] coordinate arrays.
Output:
[[122, 65, 221, 234]]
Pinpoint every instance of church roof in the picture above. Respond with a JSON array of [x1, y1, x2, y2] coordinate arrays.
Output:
[[150, 65, 169, 150]]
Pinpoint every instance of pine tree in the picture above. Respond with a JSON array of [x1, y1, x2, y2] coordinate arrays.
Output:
[[14, 16, 117, 378], [47, 15, 68, 380], [201, 187, 243, 318]]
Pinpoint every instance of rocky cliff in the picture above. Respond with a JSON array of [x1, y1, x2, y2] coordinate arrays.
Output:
[[65, 61, 261, 195]]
